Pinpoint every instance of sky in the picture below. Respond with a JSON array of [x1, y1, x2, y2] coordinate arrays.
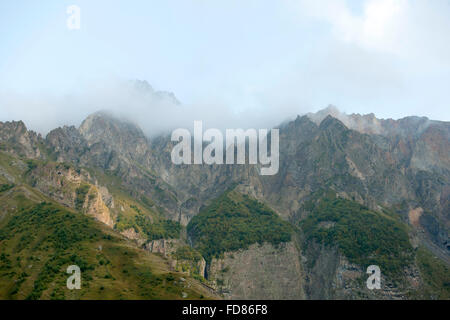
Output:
[[0, 0, 449, 135]]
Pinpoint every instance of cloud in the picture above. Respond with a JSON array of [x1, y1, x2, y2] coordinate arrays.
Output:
[[1, 0, 449, 131], [290, 0, 450, 63], [279, 0, 450, 120], [0, 78, 306, 137]]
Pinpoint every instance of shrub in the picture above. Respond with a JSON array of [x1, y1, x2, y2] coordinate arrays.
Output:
[[299, 193, 413, 277], [187, 190, 292, 262]]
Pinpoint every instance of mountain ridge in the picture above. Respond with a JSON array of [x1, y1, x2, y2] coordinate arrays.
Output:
[[0, 104, 449, 299]]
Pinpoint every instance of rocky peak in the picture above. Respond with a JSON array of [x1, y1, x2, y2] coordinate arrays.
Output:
[[132, 79, 180, 105], [79, 111, 148, 149], [133, 79, 154, 93], [77, 111, 156, 173], [0, 120, 42, 158], [0, 120, 27, 135], [46, 125, 88, 163], [307, 106, 449, 138], [319, 115, 348, 132], [282, 115, 318, 137], [308, 106, 383, 135], [47, 125, 84, 144], [307, 105, 341, 124]]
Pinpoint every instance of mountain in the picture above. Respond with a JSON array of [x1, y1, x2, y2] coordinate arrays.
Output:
[[0, 150, 217, 299], [0, 99, 449, 300]]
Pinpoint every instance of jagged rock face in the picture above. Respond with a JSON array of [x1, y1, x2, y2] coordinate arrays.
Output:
[[25, 162, 114, 227], [9, 109, 450, 251], [208, 242, 305, 300], [144, 239, 207, 278], [46, 113, 255, 224], [0, 120, 42, 158], [251, 115, 449, 254], [47, 111, 153, 169], [82, 185, 114, 227], [148, 134, 260, 223], [79, 112, 151, 161], [45, 112, 183, 220], [121, 228, 147, 246], [302, 241, 423, 300], [307, 105, 442, 138], [259, 116, 404, 212], [410, 123, 450, 174], [46, 125, 88, 164]]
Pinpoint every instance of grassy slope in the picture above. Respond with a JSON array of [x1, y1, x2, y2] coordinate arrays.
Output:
[[0, 188, 215, 300], [415, 247, 450, 299], [0, 151, 215, 300]]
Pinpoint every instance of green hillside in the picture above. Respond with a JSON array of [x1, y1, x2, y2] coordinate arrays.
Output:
[[0, 187, 214, 300], [187, 190, 293, 262], [415, 247, 450, 299], [299, 192, 414, 277]]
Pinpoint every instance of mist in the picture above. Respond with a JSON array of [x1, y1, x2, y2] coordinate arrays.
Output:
[[1, 0, 450, 135], [0, 79, 308, 137]]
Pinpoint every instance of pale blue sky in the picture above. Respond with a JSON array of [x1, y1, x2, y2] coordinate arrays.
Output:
[[0, 0, 449, 133]]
